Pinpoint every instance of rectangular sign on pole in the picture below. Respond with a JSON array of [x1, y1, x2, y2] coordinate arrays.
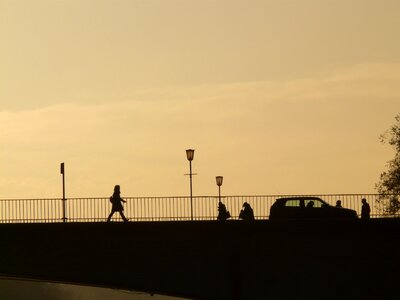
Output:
[[60, 162, 66, 222]]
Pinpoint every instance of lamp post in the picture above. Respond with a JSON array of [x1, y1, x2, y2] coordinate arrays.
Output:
[[216, 176, 223, 203], [186, 149, 195, 220]]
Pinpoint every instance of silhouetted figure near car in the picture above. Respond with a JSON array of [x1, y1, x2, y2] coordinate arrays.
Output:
[[361, 198, 370, 219], [217, 201, 230, 221], [239, 202, 255, 221], [336, 200, 342, 208], [107, 185, 129, 222]]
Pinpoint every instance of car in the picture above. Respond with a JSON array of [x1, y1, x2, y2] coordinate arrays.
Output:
[[269, 196, 357, 220]]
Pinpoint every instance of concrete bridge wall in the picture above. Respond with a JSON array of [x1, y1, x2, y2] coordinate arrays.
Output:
[[1, 219, 399, 299]]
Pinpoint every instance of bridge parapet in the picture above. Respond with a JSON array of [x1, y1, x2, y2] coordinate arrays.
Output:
[[1, 219, 400, 299]]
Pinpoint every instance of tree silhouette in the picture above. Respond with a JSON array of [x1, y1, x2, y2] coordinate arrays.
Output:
[[376, 114, 400, 215]]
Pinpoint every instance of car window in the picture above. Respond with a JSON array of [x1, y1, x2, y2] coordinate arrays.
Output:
[[284, 200, 301, 207], [304, 199, 324, 208]]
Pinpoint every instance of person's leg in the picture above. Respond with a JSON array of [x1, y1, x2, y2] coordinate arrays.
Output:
[[107, 211, 115, 222], [119, 211, 129, 222]]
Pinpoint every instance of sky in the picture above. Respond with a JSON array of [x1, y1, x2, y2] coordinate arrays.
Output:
[[1, 0, 400, 200], [1, 0, 400, 299]]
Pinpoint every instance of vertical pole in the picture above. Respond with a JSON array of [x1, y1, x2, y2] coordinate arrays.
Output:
[[61, 162, 66, 223], [218, 185, 221, 203], [189, 160, 193, 221]]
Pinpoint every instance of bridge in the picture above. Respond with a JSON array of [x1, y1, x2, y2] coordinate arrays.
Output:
[[1, 194, 399, 299]]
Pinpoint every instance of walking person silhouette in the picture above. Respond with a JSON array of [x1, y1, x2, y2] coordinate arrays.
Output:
[[107, 185, 129, 222]]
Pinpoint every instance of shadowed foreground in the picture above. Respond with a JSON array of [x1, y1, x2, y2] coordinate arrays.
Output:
[[1, 219, 399, 299]]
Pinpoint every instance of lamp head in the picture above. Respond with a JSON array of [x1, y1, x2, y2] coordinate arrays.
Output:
[[186, 149, 195, 161], [216, 176, 223, 186]]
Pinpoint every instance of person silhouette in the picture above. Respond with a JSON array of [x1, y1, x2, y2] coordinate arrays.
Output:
[[336, 200, 342, 208], [217, 201, 231, 221], [239, 202, 255, 221], [217, 201, 230, 221], [361, 198, 370, 219], [107, 185, 129, 222], [306, 201, 314, 208]]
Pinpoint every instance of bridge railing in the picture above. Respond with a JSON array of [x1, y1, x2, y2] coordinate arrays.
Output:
[[0, 194, 398, 223]]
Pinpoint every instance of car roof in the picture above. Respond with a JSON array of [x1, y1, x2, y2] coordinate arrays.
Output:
[[276, 196, 323, 201]]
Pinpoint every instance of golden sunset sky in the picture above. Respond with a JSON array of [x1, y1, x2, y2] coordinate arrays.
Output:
[[1, 0, 400, 199]]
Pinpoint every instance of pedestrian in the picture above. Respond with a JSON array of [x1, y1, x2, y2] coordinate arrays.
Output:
[[336, 200, 342, 208], [107, 185, 129, 222], [217, 201, 231, 221], [239, 202, 255, 221], [361, 198, 370, 219]]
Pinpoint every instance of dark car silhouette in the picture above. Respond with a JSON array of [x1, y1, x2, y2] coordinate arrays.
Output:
[[269, 196, 357, 220]]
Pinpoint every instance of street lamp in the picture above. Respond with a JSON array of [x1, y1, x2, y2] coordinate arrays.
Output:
[[216, 176, 223, 203], [186, 149, 195, 220]]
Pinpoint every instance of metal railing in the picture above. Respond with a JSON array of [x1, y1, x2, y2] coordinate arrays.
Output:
[[0, 194, 398, 223]]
